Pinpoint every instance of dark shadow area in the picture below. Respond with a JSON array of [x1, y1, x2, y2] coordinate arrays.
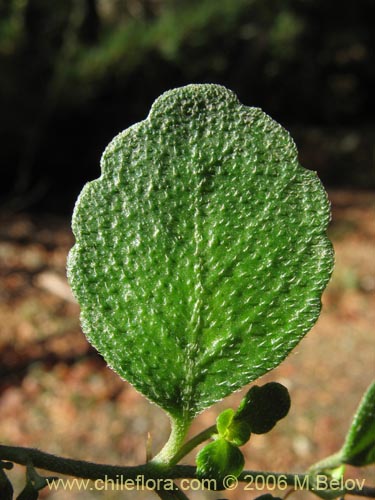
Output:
[[0, 0, 374, 214]]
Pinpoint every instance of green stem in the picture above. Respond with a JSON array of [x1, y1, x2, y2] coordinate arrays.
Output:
[[308, 451, 343, 473], [1, 445, 375, 498], [168, 425, 217, 465], [151, 416, 191, 466], [0, 444, 149, 480], [153, 417, 193, 500]]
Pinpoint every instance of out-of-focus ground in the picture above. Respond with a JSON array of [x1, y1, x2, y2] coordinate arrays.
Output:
[[0, 189, 374, 499]]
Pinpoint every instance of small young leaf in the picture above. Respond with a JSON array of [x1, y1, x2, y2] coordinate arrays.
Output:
[[235, 382, 291, 434], [216, 409, 235, 437], [340, 380, 375, 466], [227, 421, 252, 446], [68, 84, 333, 420], [196, 438, 244, 489], [216, 408, 251, 446]]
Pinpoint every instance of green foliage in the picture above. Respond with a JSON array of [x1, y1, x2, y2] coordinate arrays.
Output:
[[195, 383, 291, 487], [196, 438, 244, 489], [215, 382, 291, 446], [68, 84, 333, 422], [1, 0, 371, 116], [0, 0, 27, 55], [216, 408, 251, 446], [268, 10, 304, 60], [2, 0, 373, 207], [307, 382, 375, 499], [341, 380, 375, 466], [235, 382, 291, 434], [79, 0, 250, 81]]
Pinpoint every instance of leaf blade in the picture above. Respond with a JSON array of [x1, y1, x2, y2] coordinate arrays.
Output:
[[68, 84, 333, 418], [196, 438, 244, 488]]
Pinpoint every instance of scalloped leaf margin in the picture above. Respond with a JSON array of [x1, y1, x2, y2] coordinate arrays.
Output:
[[67, 84, 334, 421]]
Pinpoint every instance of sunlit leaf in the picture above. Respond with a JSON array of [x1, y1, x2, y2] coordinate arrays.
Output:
[[196, 438, 244, 489], [68, 84, 333, 420], [216, 408, 251, 446]]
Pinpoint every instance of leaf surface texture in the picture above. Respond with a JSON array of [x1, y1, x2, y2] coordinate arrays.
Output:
[[68, 84, 333, 419]]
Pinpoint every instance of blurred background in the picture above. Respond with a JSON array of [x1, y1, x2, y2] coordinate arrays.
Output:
[[0, 0, 374, 498], [0, 0, 374, 211]]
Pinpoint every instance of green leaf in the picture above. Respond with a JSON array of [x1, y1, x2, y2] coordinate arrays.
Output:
[[235, 382, 291, 434], [341, 380, 375, 466], [196, 438, 244, 489], [68, 84, 333, 420], [216, 408, 251, 446], [216, 408, 235, 436]]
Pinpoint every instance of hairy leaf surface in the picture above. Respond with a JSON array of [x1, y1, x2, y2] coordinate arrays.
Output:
[[196, 438, 244, 488], [68, 84, 333, 420]]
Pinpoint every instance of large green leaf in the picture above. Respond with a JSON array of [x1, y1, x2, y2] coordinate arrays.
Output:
[[68, 84, 333, 421]]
